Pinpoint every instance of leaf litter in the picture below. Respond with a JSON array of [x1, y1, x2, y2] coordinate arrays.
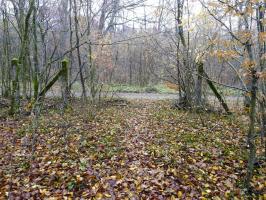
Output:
[[0, 99, 265, 199]]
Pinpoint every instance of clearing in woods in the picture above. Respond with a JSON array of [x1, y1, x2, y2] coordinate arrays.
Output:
[[0, 99, 265, 199]]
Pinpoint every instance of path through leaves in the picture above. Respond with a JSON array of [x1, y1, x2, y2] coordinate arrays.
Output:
[[0, 100, 265, 199]]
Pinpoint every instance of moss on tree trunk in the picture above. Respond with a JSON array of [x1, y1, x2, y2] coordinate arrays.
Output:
[[203, 70, 231, 114], [61, 59, 69, 108], [9, 58, 20, 115]]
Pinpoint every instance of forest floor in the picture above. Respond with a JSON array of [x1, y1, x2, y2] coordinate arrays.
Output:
[[0, 99, 265, 199]]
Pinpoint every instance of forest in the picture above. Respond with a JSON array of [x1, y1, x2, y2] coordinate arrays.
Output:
[[0, 0, 265, 199]]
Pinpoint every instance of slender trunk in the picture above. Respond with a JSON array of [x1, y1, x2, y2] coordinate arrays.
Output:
[[244, 14, 257, 188], [2, 6, 11, 97], [245, 68, 258, 191], [61, 59, 69, 108], [176, 0, 193, 104], [9, 59, 20, 115], [33, 1, 39, 100], [69, 0, 73, 92], [195, 61, 204, 106], [139, 51, 143, 87], [86, 0, 97, 101], [259, 99, 266, 157], [73, 0, 87, 99], [203, 69, 231, 114], [257, 2, 266, 158], [19, 0, 35, 98], [129, 58, 133, 85], [39, 64, 67, 99]]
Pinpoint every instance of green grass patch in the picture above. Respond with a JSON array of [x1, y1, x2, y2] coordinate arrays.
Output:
[[104, 84, 177, 94]]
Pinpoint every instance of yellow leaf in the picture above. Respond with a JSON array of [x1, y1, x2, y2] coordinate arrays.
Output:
[[225, 191, 230, 198], [95, 193, 103, 199], [178, 191, 183, 198], [76, 175, 83, 182], [170, 195, 176, 200], [183, 175, 189, 179], [104, 193, 111, 198], [206, 189, 211, 193], [40, 189, 51, 196], [110, 175, 117, 179]]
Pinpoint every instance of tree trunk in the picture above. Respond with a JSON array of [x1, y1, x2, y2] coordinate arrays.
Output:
[[2, 5, 11, 97], [245, 69, 258, 191], [39, 64, 67, 99], [73, 0, 87, 100], [19, 0, 35, 98], [32, 1, 39, 100], [195, 61, 204, 106], [203, 70, 231, 114], [256, 1, 266, 158], [9, 58, 20, 115], [61, 59, 70, 108], [243, 13, 257, 188], [176, 0, 193, 105]]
